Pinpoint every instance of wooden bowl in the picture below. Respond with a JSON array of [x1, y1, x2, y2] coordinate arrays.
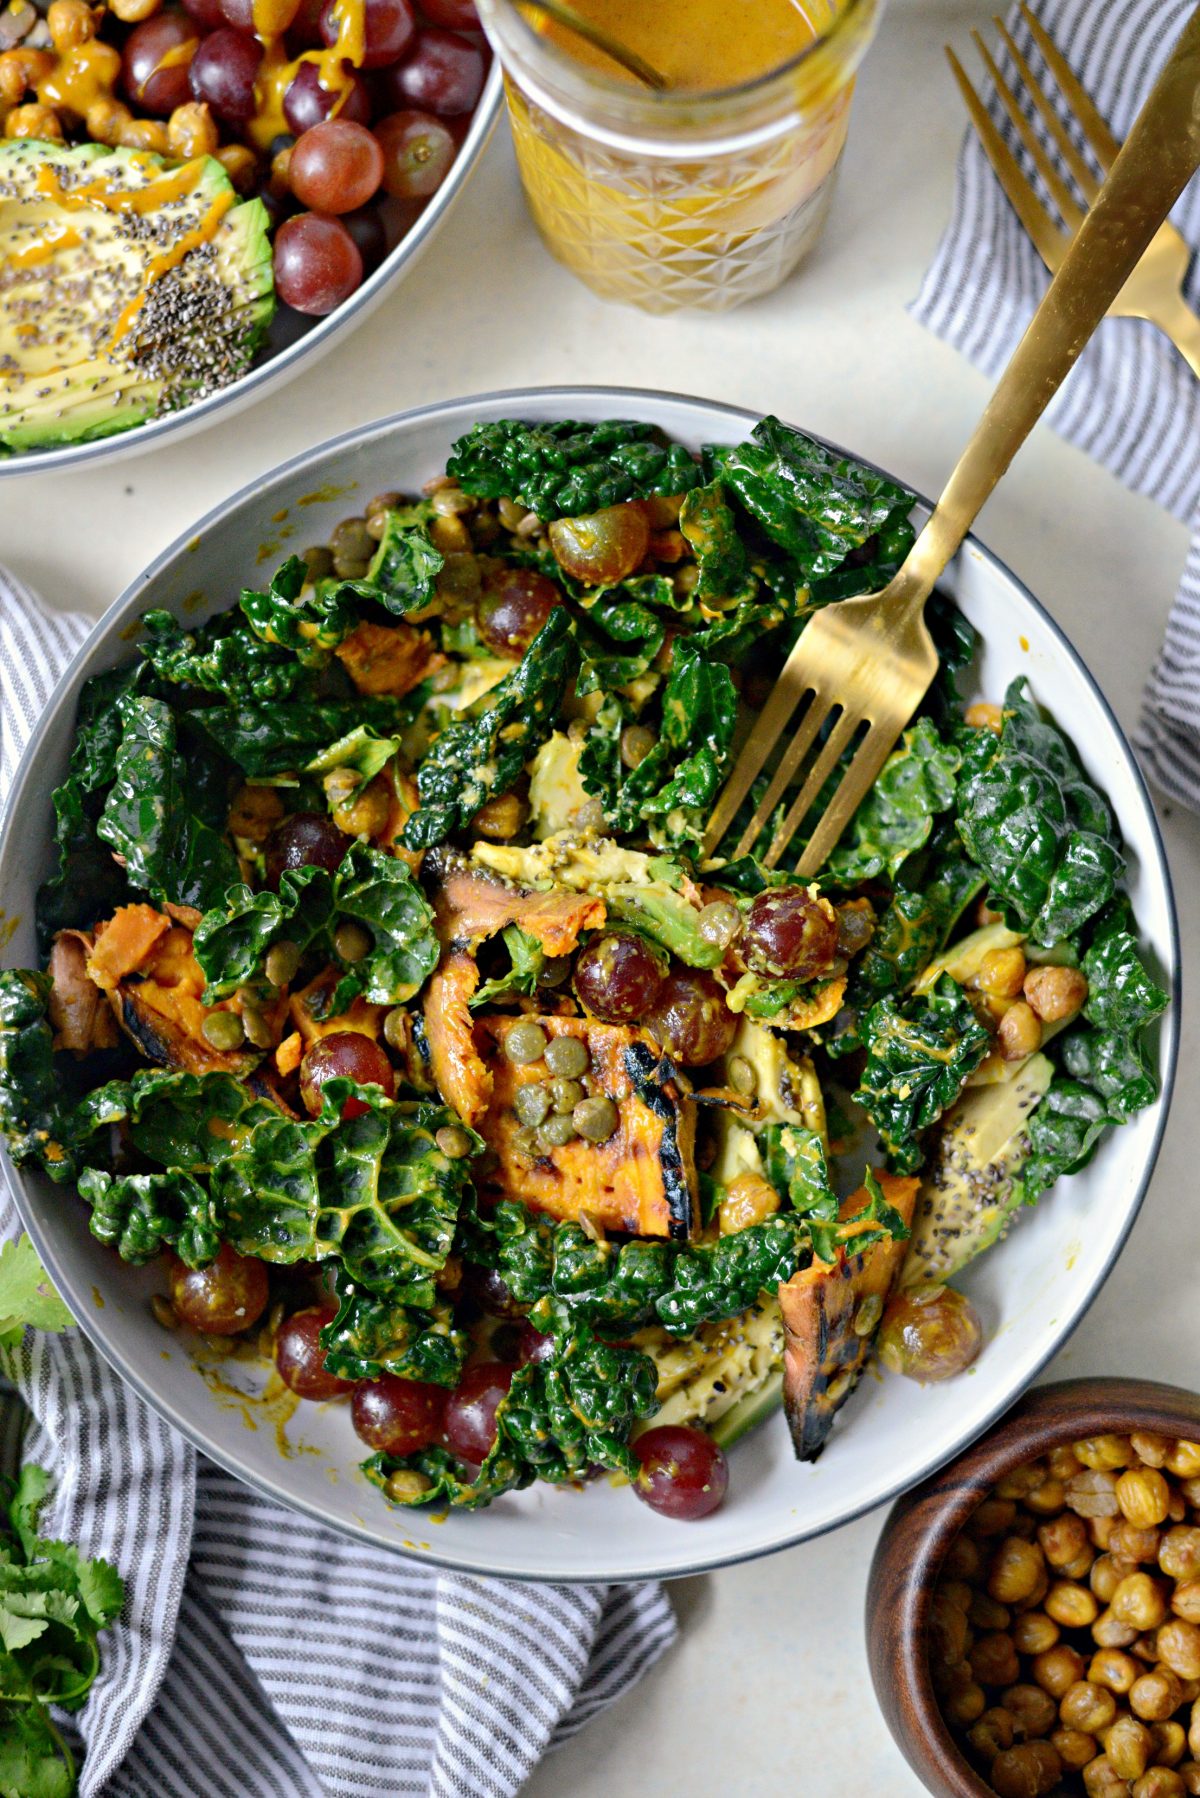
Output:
[[866, 1377, 1200, 1797]]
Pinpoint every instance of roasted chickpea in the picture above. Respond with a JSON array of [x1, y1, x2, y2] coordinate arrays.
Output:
[[1042, 1512, 1090, 1567], [5, 101, 63, 138], [1090, 1648, 1140, 1694], [718, 1172, 781, 1236], [1192, 1697, 1200, 1758], [471, 790, 528, 840], [1033, 1644, 1086, 1698], [1159, 1621, 1200, 1682], [1077, 1437, 1137, 1472], [167, 99, 218, 158], [1060, 1682, 1119, 1735], [1132, 1770, 1188, 1798], [945, 1534, 984, 1582], [1069, 1469, 1123, 1519], [1027, 1478, 1069, 1516], [970, 1706, 1017, 1759], [966, 700, 1005, 732], [1106, 1715, 1157, 1781], [973, 1631, 1022, 1687], [930, 1588, 971, 1668], [1013, 1612, 1060, 1656], [1131, 1668, 1185, 1722], [1054, 1727, 1100, 1771], [215, 143, 258, 193], [990, 1538, 1047, 1606], [108, 0, 162, 17], [997, 1459, 1047, 1500], [1094, 1555, 1130, 1602], [47, 0, 97, 50], [330, 771, 392, 839], [973, 1498, 1019, 1539], [1092, 1515, 1122, 1550], [944, 1679, 987, 1726], [1050, 1445, 1085, 1481], [1004, 1682, 1059, 1738], [1134, 1434, 1175, 1469], [991, 1741, 1061, 1798], [1047, 1580, 1101, 1629], [119, 118, 170, 153], [1120, 1470, 1174, 1530], [1155, 1722, 1188, 1766], [1163, 1532, 1200, 1583], [999, 999, 1043, 1060], [1167, 1445, 1200, 1481], [977, 946, 1027, 1000], [1083, 1755, 1131, 1797], [1093, 1607, 1141, 1649], [85, 95, 132, 144], [1023, 963, 1089, 1021], [1114, 1575, 1172, 1632]]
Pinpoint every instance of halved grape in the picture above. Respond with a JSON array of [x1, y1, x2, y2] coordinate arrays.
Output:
[[647, 969, 737, 1065], [352, 1375, 447, 1454], [275, 1304, 354, 1399], [299, 1031, 394, 1118], [476, 566, 559, 657], [168, 1244, 269, 1335], [548, 503, 650, 586], [444, 1363, 513, 1463], [633, 1425, 728, 1519], [574, 931, 668, 1025]]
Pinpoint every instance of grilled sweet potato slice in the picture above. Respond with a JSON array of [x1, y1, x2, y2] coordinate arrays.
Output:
[[335, 619, 445, 698], [475, 1017, 697, 1239], [424, 949, 492, 1127], [86, 904, 171, 992], [779, 1172, 920, 1462], [435, 865, 605, 956], [48, 930, 117, 1054]]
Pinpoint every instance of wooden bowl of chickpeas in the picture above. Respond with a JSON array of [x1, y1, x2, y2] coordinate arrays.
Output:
[[867, 1379, 1200, 1798]]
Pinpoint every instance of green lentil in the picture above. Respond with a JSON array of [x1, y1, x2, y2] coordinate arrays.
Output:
[[151, 1294, 178, 1330], [573, 1096, 619, 1143], [548, 1077, 584, 1114], [698, 901, 743, 949], [264, 939, 302, 989], [202, 1010, 245, 1052], [334, 920, 372, 964], [435, 1125, 473, 1160], [728, 1055, 757, 1096], [620, 724, 657, 770], [385, 1469, 433, 1502], [505, 1021, 548, 1065], [513, 1125, 541, 1161], [514, 1085, 551, 1127], [240, 1005, 274, 1050], [544, 1035, 589, 1078], [538, 1113, 577, 1150], [301, 544, 334, 582], [538, 955, 572, 988], [383, 1006, 408, 1051]]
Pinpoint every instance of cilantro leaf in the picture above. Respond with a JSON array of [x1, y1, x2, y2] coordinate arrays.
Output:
[[0, 1240, 73, 1351]]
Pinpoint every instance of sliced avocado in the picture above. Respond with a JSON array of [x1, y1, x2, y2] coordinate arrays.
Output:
[[528, 732, 590, 838], [913, 920, 1025, 993], [632, 1292, 785, 1437], [710, 1369, 783, 1449], [720, 1015, 827, 1137], [1, 140, 274, 453], [901, 1051, 1054, 1288]]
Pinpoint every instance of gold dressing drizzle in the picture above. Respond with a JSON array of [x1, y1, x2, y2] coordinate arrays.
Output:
[[10, 224, 82, 268], [247, 0, 365, 151]]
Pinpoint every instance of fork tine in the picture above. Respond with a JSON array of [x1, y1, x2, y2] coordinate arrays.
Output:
[[946, 47, 1068, 268], [1019, 2, 1121, 169], [794, 724, 898, 881], [729, 692, 835, 861], [762, 709, 861, 871], [974, 27, 1086, 227], [993, 17, 1098, 205], [701, 632, 815, 858]]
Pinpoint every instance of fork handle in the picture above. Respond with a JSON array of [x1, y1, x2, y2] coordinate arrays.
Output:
[[894, 2, 1200, 612], [1139, 289, 1200, 383]]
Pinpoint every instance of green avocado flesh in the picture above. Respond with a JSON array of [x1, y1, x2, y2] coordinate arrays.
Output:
[[0, 139, 275, 453], [901, 1051, 1055, 1288]]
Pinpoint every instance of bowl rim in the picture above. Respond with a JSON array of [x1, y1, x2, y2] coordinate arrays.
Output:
[[865, 1376, 1200, 1798], [0, 63, 502, 482], [0, 384, 1181, 1581]]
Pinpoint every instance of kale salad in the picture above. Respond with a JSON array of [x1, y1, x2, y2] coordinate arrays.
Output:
[[0, 416, 1168, 1521]]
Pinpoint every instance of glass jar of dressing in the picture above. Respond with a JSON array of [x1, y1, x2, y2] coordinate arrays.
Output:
[[475, 0, 881, 313]]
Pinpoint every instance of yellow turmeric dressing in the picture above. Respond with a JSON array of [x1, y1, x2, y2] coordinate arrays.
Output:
[[9, 225, 81, 269], [526, 0, 836, 90], [248, 0, 365, 150], [109, 187, 235, 341], [36, 37, 122, 118]]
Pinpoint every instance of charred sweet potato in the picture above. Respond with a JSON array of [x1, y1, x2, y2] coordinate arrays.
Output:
[[86, 904, 171, 991], [436, 864, 605, 956], [475, 1017, 697, 1239], [288, 969, 385, 1046], [109, 924, 266, 1076], [423, 950, 491, 1126], [48, 930, 117, 1054], [779, 1172, 919, 1462], [334, 619, 445, 698]]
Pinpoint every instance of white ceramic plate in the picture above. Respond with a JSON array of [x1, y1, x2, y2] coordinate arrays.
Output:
[[0, 388, 1178, 1581], [0, 66, 501, 480]]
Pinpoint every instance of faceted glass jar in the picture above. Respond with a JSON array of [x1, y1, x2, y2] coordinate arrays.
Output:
[[476, 0, 882, 314]]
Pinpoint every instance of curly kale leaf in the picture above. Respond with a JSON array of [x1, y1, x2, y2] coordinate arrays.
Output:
[[679, 479, 752, 604], [826, 718, 961, 884], [1080, 916, 1169, 1035], [361, 506, 445, 615], [96, 695, 239, 914], [78, 1167, 220, 1267], [139, 610, 309, 705], [652, 1216, 811, 1335], [0, 973, 108, 1186], [237, 555, 359, 653], [305, 724, 401, 795], [403, 607, 578, 848], [712, 416, 917, 588], [580, 638, 737, 845], [856, 974, 990, 1174], [188, 693, 407, 778], [1017, 1081, 1113, 1206], [574, 579, 668, 697], [363, 1443, 530, 1509], [446, 418, 703, 519], [194, 844, 438, 1012], [855, 846, 985, 999], [763, 1124, 838, 1233], [956, 679, 1124, 945], [320, 1271, 469, 1385], [469, 925, 544, 1007], [36, 663, 145, 944]]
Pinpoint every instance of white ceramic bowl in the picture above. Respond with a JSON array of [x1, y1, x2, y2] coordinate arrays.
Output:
[[0, 67, 501, 480], [0, 388, 1178, 1581]]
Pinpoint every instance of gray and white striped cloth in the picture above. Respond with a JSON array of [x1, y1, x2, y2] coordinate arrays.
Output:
[[910, 0, 1200, 807], [0, 565, 676, 1798]]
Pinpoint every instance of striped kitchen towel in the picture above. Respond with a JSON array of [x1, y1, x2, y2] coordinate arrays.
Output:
[[910, 0, 1200, 807], [0, 566, 676, 1798]]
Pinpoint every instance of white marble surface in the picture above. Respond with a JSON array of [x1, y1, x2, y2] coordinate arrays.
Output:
[[4, 0, 1198, 1791]]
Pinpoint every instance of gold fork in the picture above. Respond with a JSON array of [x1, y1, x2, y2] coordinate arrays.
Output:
[[951, 5, 1200, 378], [702, 3, 1200, 879]]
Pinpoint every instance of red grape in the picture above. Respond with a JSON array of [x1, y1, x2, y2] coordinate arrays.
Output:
[[341, 202, 388, 271], [275, 1304, 354, 1398], [274, 212, 364, 312], [299, 1030, 394, 1118], [382, 27, 483, 115], [463, 1264, 525, 1320], [181, 0, 225, 29], [374, 109, 456, 198], [549, 502, 650, 587], [476, 566, 559, 657], [444, 1362, 513, 1464], [219, 0, 255, 29], [282, 59, 372, 132], [188, 27, 263, 122], [647, 969, 737, 1066], [633, 1426, 728, 1520], [168, 1243, 270, 1336], [123, 13, 199, 115], [352, 1375, 447, 1454], [420, 0, 479, 26], [287, 0, 327, 43], [289, 118, 384, 211], [265, 811, 350, 888], [319, 0, 415, 68], [517, 1323, 554, 1365], [574, 932, 668, 1025], [743, 886, 838, 982]]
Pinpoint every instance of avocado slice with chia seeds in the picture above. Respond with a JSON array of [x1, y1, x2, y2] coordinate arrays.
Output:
[[0, 138, 274, 454], [900, 1051, 1055, 1288]]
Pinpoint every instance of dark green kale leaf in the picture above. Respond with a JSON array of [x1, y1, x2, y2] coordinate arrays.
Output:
[[679, 479, 752, 603], [713, 416, 917, 586], [826, 718, 961, 884], [139, 610, 309, 704], [195, 844, 438, 1010], [362, 1443, 529, 1510], [305, 725, 401, 793], [763, 1123, 839, 1239], [855, 974, 990, 1174], [188, 694, 408, 778], [956, 679, 1124, 945], [0, 973, 76, 1184], [77, 1167, 219, 1268], [320, 1270, 469, 1385], [580, 638, 736, 846], [574, 581, 667, 697], [403, 607, 578, 849], [446, 418, 703, 519], [1017, 1081, 1113, 1206], [361, 506, 445, 615], [855, 846, 985, 999], [237, 555, 359, 653], [96, 695, 239, 914], [36, 662, 145, 943], [652, 1215, 810, 1334]]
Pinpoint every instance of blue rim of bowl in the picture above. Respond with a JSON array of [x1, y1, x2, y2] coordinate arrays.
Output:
[[0, 64, 502, 481], [0, 384, 1181, 1582]]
